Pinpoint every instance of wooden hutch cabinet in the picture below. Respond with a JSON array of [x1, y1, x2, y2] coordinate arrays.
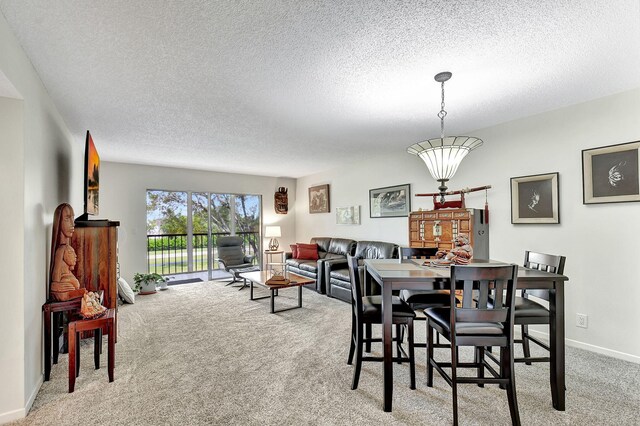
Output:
[[408, 208, 489, 259], [70, 220, 120, 310]]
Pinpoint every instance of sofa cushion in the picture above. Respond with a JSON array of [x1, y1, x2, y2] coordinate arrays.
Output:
[[297, 260, 318, 273], [354, 240, 397, 259], [329, 267, 350, 282], [311, 237, 332, 254], [330, 276, 352, 290], [285, 258, 302, 268], [290, 244, 298, 258], [324, 253, 344, 261], [329, 238, 356, 256], [297, 243, 319, 260]]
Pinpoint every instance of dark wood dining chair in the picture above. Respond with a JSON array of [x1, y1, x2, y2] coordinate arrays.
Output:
[[516, 251, 566, 364], [399, 247, 450, 345], [425, 264, 521, 426], [346, 254, 416, 391]]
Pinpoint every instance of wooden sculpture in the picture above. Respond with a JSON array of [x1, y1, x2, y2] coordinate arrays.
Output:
[[49, 203, 86, 302], [275, 187, 288, 214], [434, 233, 473, 265]]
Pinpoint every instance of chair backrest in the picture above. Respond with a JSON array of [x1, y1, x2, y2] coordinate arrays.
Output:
[[347, 254, 364, 315], [450, 264, 518, 337], [523, 251, 566, 301], [400, 247, 438, 260], [217, 236, 245, 266]]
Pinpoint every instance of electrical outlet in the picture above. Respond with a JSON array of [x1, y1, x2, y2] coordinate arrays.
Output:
[[576, 313, 588, 328]]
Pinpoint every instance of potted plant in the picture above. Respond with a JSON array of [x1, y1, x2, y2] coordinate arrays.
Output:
[[133, 272, 167, 295]]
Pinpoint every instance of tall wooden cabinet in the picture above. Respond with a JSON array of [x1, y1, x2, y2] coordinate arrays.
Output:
[[408, 208, 489, 259], [71, 220, 120, 310]]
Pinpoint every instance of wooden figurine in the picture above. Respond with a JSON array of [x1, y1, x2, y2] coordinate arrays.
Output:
[[275, 187, 288, 214], [49, 203, 85, 302], [435, 233, 473, 265]]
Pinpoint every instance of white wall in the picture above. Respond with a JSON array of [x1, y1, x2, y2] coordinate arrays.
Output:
[[100, 162, 297, 284], [296, 88, 640, 362], [0, 96, 25, 422], [0, 13, 79, 423]]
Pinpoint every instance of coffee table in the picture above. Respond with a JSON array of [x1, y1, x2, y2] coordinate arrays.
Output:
[[239, 270, 314, 313]]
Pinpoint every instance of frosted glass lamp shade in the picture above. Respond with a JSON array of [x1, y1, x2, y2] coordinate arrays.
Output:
[[407, 136, 483, 181]]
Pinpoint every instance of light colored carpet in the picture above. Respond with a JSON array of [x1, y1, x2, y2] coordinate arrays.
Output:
[[12, 281, 640, 425]]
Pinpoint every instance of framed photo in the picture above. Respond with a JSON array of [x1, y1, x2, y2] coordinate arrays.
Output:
[[308, 184, 330, 213], [511, 173, 559, 224], [582, 141, 640, 204], [336, 206, 360, 225], [369, 184, 411, 218]]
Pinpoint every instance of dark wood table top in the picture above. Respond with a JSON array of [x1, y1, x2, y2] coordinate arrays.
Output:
[[239, 270, 315, 287], [364, 258, 568, 284]]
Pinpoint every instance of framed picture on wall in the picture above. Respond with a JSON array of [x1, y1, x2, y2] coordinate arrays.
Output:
[[308, 184, 330, 213], [336, 206, 360, 225], [369, 184, 411, 218], [582, 140, 640, 204], [510, 172, 559, 224]]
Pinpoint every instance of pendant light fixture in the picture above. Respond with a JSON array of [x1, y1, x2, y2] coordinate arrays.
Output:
[[407, 71, 483, 203]]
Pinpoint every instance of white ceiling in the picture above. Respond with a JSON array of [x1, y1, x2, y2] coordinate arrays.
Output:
[[1, 1, 639, 178]]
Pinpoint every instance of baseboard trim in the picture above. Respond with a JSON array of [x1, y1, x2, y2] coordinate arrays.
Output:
[[0, 375, 44, 424], [0, 407, 25, 424], [25, 375, 43, 415], [528, 329, 640, 364]]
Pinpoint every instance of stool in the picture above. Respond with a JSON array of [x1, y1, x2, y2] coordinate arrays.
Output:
[[43, 299, 82, 381], [68, 308, 115, 393], [228, 266, 261, 290]]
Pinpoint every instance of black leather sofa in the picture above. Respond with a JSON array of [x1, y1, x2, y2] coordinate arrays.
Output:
[[324, 240, 399, 303], [285, 237, 356, 293]]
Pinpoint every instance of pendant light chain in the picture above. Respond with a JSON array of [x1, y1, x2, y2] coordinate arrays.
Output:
[[438, 80, 447, 139], [407, 70, 483, 203]]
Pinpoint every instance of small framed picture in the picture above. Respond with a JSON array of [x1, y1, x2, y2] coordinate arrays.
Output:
[[369, 184, 411, 218], [308, 184, 330, 213], [336, 206, 360, 225], [582, 141, 640, 204], [510, 173, 559, 224]]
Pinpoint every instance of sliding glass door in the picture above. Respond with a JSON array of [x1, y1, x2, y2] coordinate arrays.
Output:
[[146, 190, 261, 280]]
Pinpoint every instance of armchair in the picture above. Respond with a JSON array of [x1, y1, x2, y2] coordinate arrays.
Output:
[[216, 236, 257, 284]]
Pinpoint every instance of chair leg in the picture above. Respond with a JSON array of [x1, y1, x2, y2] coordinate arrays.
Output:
[[426, 321, 434, 387], [365, 323, 372, 352], [451, 342, 459, 426], [396, 324, 402, 364], [352, 322, 364, 390], [347, 311, 356, 365], [502, 344, 521, 426], [521, 324, 532, 365], [408, 320, 416, 390], [476, 346, 485, 388]]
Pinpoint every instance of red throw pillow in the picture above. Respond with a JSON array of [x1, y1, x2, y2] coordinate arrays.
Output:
[[296, 243, 319, 260], [290, 244, 298, 258]]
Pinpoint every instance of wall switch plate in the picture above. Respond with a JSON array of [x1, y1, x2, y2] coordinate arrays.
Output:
[[576, 313, 588, 328]]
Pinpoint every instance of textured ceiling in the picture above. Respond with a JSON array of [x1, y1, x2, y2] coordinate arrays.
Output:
[[1, 0, 639, 178]]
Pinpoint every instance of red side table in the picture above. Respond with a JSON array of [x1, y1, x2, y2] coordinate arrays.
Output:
[[43, 299, 82, 381], [67, 308, 115, 393]]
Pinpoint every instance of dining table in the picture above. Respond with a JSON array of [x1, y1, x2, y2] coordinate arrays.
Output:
[[363, 257, 569, 413]]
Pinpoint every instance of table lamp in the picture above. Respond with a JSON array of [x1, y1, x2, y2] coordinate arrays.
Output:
[[265, 226, 281, 251]]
